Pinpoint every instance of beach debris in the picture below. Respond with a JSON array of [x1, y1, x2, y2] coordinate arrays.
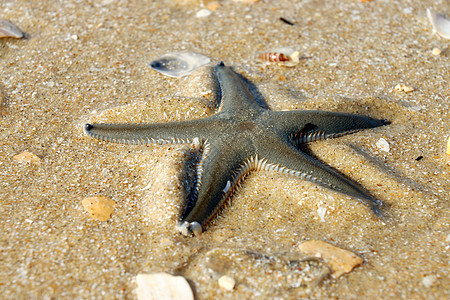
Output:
[[13, 151, 41, 164], [82, 195, 116, 221], [431, 47, 442, 56], [298, 240, 364, 278], [446, 136, 450, 155], [376, 137, 390, 153], [232, 0, 259, 4], [257, 47, 300, 67], [0, 19, 24, 38], [206, 1, 221, 12], [218, 275, 236, 291], [150, 52, 211, 78], [196, 8, 213, 18], [279, 17, 295, 26], [136, 272, 194, 300], [394, 84, 414, 93], [422, 274, 438, 288], [427, 8, 450, 39], [317, 206, 327, 222]]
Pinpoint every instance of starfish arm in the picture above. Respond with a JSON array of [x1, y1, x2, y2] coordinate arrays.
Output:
[[84, 119, 216, 145], [214, 62, 263, 114], [263, 110, 388, 143], [256, 136, 382, 214], [178, 139, 254, 236]]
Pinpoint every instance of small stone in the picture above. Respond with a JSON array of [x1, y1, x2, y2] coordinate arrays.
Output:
[[13, 151, 41, 164], [82, 196, 116, 221], [394, 84, 414, 93], [376, 137, 390, 153], [206, 1, 221, 12], [298, 240, 364, 278], [196, 8, 213, 18], [422, 275, 438, 288], [218, 275, 236, 291], [431, 48, 441, 56], [136, 273, 194, 300]]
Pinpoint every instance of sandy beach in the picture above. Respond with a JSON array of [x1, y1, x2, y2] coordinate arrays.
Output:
[[1, 0, 448, 298]]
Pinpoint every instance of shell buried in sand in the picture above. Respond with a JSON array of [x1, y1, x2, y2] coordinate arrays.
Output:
[[150, 52, 211, 77]]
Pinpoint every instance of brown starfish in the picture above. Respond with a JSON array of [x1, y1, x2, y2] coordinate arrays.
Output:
[[84, 62, 388, 236]]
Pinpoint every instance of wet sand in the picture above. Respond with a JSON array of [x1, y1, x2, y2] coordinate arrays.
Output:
[[0, 0, 448, 298]]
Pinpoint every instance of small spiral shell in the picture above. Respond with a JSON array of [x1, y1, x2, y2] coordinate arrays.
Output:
[[258, 52, 290, 62]]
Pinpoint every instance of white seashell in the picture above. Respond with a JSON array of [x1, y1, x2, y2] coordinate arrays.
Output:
[[150, 52, 211, 78], [136, 272, 194, 300], [376, 138, 390, 153], [0, 19, 24, 38], [427, 8, 450, 39]]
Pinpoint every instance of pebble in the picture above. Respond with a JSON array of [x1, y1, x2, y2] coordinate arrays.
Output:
[[422, 275, 438, 288], [376, 137, 390, 153], [13, 151, 41, 164], [81, 196, 116, 221], [206, 1, 221, 12], [431, 48, 441, 56], [196, 8, 213, 18], [298, 240, 364, 278], [218, 275, 236, 291], [136, 272, 194, 300], [394, 84, 414, 93]]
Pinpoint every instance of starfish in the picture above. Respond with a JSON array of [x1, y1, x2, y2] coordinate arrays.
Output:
[[84, 62, 388, 236]]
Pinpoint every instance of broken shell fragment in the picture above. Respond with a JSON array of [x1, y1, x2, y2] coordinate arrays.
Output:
[[427, 8, 450, 39], [13, 151, 41, 164], [150, 52, 211, 78], [136, 272, 194, 300], [82, 196, 116, 221], [394, 84, 414, 93], [376, 137, 390, 153], [298, 240, 364, 278], [0, 19, 24, 38]]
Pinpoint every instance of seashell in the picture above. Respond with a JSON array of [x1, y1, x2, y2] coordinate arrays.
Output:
[[427, 8, 450, 39], [258, 52, 290, 62], [0, 19, 24, 38], [150, 52, 211, 78], [136, 272, 194, 300], [376, 137, 390, 153], [298, 240, 364, 278], [257, 47, 300, 67]]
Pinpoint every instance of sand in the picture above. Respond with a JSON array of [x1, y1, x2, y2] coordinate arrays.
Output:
[[0, 0, 448, 298]]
